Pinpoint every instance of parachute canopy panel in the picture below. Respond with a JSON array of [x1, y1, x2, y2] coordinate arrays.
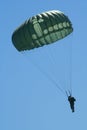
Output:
[[12, 10, 73, 51]]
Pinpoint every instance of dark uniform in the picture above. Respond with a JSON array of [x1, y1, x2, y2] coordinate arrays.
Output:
[[68, 96, 76, 112]]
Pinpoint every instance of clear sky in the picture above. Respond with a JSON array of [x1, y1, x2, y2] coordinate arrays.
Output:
[[1, 0, 87, 130]]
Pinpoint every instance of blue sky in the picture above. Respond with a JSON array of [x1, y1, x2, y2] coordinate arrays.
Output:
[[1, 0, 87, 130]]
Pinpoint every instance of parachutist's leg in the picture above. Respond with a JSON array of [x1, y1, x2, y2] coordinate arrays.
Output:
[[71, 104, 74, 112], [72, 108, 74, 112]]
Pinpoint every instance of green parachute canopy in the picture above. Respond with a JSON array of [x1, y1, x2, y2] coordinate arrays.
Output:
[[12, 10, 73, 51]]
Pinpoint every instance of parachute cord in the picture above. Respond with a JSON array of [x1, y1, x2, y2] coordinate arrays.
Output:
[[24, 54, 66, 96], [46, 47, 73, 97], [44, 46, 64, 90], [44, 46, 68, 95], [69, 35, 73, 95], [65, 89, 72, 99], [63, 35, 73, 96], [65, 91, 69, 98]]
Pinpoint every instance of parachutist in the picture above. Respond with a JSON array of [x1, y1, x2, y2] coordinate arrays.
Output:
[[68, 96, 76, 112]]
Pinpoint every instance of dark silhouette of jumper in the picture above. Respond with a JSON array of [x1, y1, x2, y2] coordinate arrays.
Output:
[[68, 96, 76, 112]]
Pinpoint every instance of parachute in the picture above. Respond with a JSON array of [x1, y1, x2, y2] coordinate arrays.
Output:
[[12, 10, 73, 96], [12, 10, 73, 51]]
